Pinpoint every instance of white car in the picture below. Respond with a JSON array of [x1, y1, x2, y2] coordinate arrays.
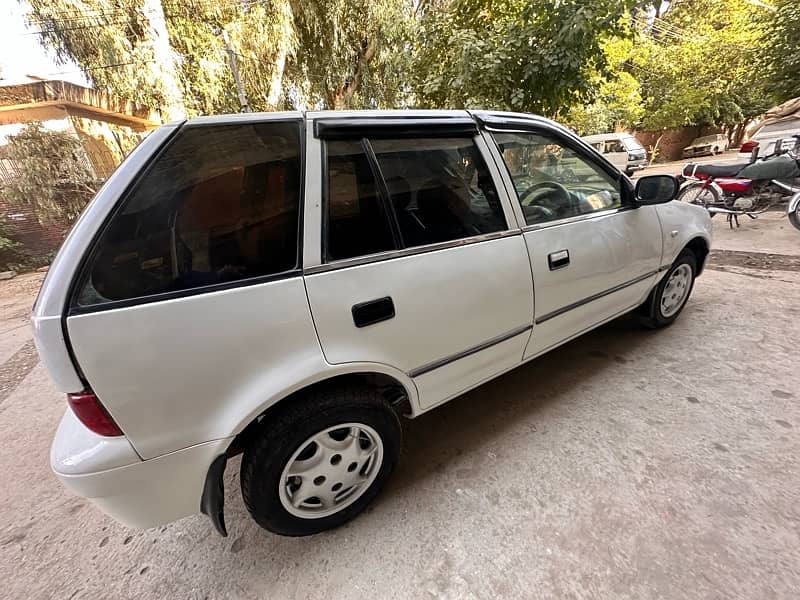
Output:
[[34, 110, 712, 538], [682, 133, 729, 158], [739, 117, 800, 160], [581, 132, 648, 176]]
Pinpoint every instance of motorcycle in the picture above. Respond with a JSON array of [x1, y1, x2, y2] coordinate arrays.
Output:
[[676, 135, 800, 231]]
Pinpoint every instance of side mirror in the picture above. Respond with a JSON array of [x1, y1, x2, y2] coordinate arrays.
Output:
[[635, 175, 679, 204]]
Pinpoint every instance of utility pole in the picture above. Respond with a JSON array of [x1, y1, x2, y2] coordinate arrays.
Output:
[[221, 30, 250, 113]]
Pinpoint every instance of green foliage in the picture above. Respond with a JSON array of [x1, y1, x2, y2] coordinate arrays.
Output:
[[287, 0, 411, 109], [0, 220, 18, 252], [3, 123, 97, 224], [633, 0, 775, 131], [27, 0, 175, 111], [565, 38, 644, 134], [27, 0, 412, 114], [22, 0, 800, 132], [411, 0, 637, 116], [762, 0, 800, 101]]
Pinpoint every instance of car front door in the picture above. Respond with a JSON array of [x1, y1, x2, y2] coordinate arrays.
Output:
[[480, 116, 663, 359], [302, 116, 534, 412]]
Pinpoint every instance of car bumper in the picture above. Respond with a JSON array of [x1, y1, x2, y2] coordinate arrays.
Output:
[[626, 160, 647, 172], [51, 409, 230, 529]]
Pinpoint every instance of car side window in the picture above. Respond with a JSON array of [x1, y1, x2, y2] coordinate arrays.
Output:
[[324, 135, 506, 260], [75, 121, 302, 307], [493, 130, 622, 226], [605, 140, 625, 153], [326, 140, 397, 261], [369, 137, 505, 248]]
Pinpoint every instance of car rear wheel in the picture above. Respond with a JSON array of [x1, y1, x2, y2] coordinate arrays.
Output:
[[639, 250, 697, 329], [240, 386, 401, 536]]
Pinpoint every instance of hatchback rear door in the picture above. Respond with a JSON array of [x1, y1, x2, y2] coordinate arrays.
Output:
[[62, 115, 323, 459]]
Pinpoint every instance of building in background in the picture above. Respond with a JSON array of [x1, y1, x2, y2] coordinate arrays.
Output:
[[0, 76, 159, 267]]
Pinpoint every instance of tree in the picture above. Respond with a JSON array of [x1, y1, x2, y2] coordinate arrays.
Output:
[[411, 0, 638, 117], [286, 0, 411, 110], [26, 0, 184, 117], [633, 0, 774, 139], [2, 123, 97, 224], [762, 0, 800, 102], [565, 37, 644, 134], [25, 0, 412, 114]]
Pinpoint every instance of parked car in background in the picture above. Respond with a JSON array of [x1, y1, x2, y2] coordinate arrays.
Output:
[[682, 134, 729, 158], [35, 110, 711, 539], [582, 132, 647, 176], [739, 117, 800, 160]]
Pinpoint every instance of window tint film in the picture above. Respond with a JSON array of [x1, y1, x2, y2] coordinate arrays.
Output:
[[369, 137, 505, 247], [326, 140, 396, 261], [493, 131, 621, 226], [76, 121, 302, 307]]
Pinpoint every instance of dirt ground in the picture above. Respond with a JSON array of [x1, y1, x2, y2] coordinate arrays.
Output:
[[1, 202, 799, 599]]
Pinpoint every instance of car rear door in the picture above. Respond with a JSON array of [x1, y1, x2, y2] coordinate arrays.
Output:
[[477, 114, 663, 359], [302, 114, 533, 412]]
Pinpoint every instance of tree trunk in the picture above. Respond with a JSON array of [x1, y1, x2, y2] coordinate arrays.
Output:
[[650, 132, 664, 165], [142, 0, 185, 121], [731, 118, 752, 147], [266, 43, 288, 110], [328, 36, 378, 110]]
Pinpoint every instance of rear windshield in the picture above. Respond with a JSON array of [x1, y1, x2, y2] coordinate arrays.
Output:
[[758, 120, 800, 136], [73, 121, 303, 308]]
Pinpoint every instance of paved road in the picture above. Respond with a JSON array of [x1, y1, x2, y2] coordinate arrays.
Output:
[[1, 214, 799, 599], [631, 149, 744, 178]]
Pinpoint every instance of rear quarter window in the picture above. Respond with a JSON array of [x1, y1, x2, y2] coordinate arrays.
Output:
[[73, 121, 303, 308]]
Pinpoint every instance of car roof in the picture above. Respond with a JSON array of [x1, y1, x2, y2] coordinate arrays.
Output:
[[581, 132, 631, 142], [182, 109, 567, 128], [752, 117, 800, 140]]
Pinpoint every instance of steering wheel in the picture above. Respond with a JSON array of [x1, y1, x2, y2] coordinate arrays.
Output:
[[518, 180, 572, 208]]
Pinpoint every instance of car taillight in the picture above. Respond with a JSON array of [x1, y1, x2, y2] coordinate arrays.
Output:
[[740, 140, 759, 153], [67, 391, 123, 436]]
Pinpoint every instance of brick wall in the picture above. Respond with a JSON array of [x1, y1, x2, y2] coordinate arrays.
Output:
[[0, 196, 71, 268], [634, 126, 722, 162]]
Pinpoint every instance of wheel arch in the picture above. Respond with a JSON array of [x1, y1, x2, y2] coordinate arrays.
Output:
[[201, 363, 416, 537], [683, 236, 710, 275], [226, 364, 418, 458]]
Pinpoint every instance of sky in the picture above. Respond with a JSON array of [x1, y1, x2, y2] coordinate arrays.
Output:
[[0, 1, 87, 85]]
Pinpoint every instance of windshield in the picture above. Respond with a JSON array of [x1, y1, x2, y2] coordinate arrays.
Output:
[[621, 137, 642, 151]]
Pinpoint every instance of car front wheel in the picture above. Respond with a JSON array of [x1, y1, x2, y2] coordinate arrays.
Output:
[[639, 250, 697, 328], [240, 386, 401, 536]]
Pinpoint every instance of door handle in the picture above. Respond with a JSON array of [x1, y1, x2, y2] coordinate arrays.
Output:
[[548, 249, 570, 270], [352, 296, 395, 328]]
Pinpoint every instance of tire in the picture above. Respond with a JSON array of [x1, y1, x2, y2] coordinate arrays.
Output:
[[240, 386, 401, 536], [789, 203, 800, 232], [676, 182, 719, 215], [639, 250, 697, 329]]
